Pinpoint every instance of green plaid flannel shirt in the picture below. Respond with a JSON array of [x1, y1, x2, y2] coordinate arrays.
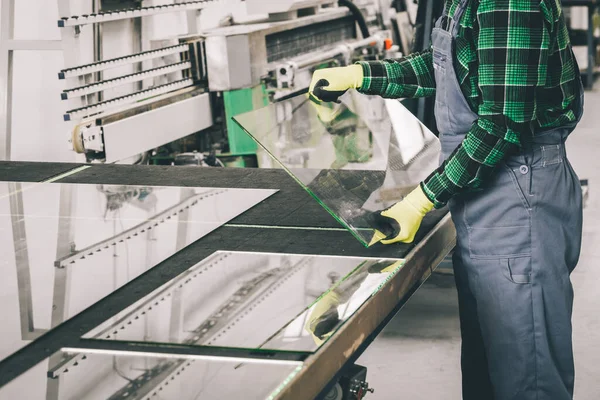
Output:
[[358, 0, 580, 208]]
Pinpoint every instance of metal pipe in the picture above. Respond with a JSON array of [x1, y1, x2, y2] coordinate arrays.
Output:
[[0, 0, 15, 161], [93, 0, 103, 102], [417, 0, 435, 123], [338, 0, 370, 39]]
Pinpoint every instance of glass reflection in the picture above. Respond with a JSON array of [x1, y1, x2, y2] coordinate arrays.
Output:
[[233, 91, 441, 246], [0, 182, 276, 360], [84, 251, 404, 353], [0, 349, 301, 400]]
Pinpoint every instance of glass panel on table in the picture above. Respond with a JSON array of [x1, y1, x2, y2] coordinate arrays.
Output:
[[0, 182, 276, 360], [0, 348, 302, 400], [84, 251, 404, 353], [233, 91, 441, 246]]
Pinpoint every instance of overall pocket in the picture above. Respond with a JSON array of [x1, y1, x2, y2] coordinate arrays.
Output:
[[505, 257, 532, 284], [464, 162, 532, 259]]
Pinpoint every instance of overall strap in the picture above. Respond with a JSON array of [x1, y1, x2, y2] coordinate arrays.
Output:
[[448, 0, 470, 36]]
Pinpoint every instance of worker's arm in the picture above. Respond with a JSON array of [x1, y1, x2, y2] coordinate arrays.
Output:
[[308, 49, 435, 102], [420, 0, 551, 208], [357, 48, 436, 99]]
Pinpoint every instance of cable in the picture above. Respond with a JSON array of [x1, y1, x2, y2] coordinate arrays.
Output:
[[112, 357, 136, 384], [338, 0, 370, 39]]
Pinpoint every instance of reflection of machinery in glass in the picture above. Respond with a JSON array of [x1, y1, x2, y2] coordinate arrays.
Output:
[[96, 185, 158, 214], [313, 98, 374, 169], [267, 92, 381, 170], [76, 252, 398, 399], [172, 151, 226, 167]]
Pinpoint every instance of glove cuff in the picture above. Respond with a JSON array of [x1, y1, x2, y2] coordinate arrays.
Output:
[[347, 64, 364, 89], [405, 186, 435, 216]]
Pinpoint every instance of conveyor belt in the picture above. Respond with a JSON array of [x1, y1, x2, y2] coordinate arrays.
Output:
[[58, 44, 189, 79], [0, 162, 453, 399], [57, 1, 216, 28]]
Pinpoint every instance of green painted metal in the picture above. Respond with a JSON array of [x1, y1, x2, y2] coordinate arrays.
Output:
[[223, 85, 268, 156]]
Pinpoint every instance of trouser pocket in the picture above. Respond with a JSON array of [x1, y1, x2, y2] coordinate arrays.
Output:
[[464, 163, 532, 259], [505, 257, 532, 284], [502, 164, 531, 209]]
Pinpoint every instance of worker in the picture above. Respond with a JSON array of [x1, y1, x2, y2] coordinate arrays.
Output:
[[308, 0, 584, 397]]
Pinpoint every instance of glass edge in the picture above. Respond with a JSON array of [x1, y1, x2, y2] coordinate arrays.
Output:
[[78, 339, 312, 358], [372, 260, 406, 294], [266, 364, 304, 400], [231, 117, 370, 247]]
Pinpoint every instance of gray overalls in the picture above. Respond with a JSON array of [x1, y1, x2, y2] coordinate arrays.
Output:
[[432, 0, 585, 398]]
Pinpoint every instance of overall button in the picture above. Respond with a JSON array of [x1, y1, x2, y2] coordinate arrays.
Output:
[[519, 165, 529, 174]]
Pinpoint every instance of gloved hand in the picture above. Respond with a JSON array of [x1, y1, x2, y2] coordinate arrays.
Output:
[[367, 259, 405, 274], [309, 65, 364, 103], [369, 185, 434, 246], [305, 291, 341, 346]]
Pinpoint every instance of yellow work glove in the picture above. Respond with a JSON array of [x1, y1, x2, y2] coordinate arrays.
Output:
[[305, 291, 341, 346], [369, 259, 405, 274], [308, 65, 364, 103], [369, 186, 435, 246]]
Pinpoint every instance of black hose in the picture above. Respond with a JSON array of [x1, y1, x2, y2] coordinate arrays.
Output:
[[338, 0, 370, 39]]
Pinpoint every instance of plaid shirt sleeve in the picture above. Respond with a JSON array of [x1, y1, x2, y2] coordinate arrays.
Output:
[[421, 0, 552, 208], [356, 49, 436, 98]]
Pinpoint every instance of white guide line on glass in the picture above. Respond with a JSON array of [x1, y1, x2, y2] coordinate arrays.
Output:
[[59, 44, 188, 79], [58, 1, 217, 27], [64, 79, 194, 121], [61, 62, 192, 99]]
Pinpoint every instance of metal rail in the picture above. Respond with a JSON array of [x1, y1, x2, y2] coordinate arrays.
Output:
[[57, 1, 216, 27], [64, 78, 194, 120], [58, 44, 188, 79], [61, 61, 192, 99]]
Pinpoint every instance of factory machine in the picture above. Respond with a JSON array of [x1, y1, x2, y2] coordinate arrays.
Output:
[[0, 1, 460, 400], [61, 0, 405, 167]]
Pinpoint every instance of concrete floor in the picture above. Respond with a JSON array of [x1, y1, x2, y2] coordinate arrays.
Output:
[[358, 88, 600, 399]]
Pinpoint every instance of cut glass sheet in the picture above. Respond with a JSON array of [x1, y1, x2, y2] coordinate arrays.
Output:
[[0, 348, 301, 400], [84, 251, 404, 353], [234, 91, 441, 246], [0, 182, 276, 360]]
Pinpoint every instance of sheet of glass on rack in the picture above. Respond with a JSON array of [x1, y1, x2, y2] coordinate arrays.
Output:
[[84, 251, 404, 353], [0, 348, 302, 400], [0, 181, 276, 360], [233, 91, 441, 246]]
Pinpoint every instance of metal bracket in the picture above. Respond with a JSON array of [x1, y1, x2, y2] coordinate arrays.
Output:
[[81, 125, 104, 152], [69, 122, 104, 154], [275, 61, 298, 90]]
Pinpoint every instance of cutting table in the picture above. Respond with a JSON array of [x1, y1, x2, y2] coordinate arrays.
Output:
[[0, 161, 455, 400]]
